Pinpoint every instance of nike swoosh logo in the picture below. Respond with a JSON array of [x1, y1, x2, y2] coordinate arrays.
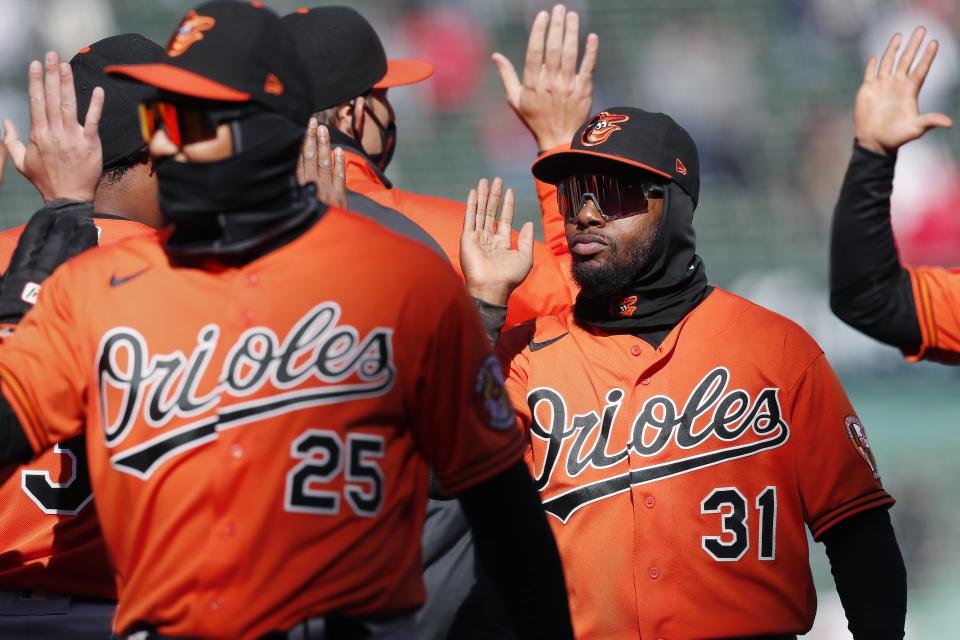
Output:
[[529, 332, 569, 352], [110, 267, 150, 287]]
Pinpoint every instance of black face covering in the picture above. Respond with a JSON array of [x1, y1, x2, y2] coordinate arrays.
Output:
[[350, 100, 396, 171], [573, 182, 710, 332], [159, 112, 320, 257]]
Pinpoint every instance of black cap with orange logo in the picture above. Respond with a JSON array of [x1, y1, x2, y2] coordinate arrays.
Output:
[[533, 107, 701, 207], [105, 1, 310, 125], [281, 6, 433, 111]]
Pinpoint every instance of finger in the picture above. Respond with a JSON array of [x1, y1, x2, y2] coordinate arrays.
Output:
[[0, 132, 7, 186], [475, 179, 489, 232], [518, 221, 535, 258], [3, 119, 26, 171], [919, 112, 954, 131], [464, 188, 478, 234], [497, 187, 516, 241], [559, 11, 579, 79], [43, 52, 62, 129], [333, 147, 346, 198], [578, 32, 599, 79], [863, 55, 878, 81], [896, 26, 927, 75], [878, 32, 902, 76], [484, 177, 503, 234], [544, 4, 566, 73], [82, 87, 104, 141], [301, 117, 318, 180], [58, 62, 78, 127], [522, 11, 549, 86], [911, 40, 940, 90], [27, 60, 47, 131], [316, 123, 332, 176], [491, 53, 522, 102]]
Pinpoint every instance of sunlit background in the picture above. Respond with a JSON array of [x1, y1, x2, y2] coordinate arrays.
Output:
[[0, 1, 957, 637]]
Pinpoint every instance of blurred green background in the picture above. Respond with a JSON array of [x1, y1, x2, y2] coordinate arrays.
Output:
[[0, 1, 957, 637]]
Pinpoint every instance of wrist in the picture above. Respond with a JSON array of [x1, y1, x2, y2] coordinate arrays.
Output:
[[854, 135, 890, 156], [466, 283, 514, 306]]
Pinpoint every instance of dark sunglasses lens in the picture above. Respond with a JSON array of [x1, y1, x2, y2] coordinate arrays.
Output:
[[176, 108, 219, 145], [608, 178, 650, 219]]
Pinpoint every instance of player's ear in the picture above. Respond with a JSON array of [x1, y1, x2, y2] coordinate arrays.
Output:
[[332, 99, 361, 138]]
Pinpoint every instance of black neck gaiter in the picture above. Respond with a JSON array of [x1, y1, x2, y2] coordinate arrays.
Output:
[[159, 112, 320, 258], [573, 183, 710, 333]]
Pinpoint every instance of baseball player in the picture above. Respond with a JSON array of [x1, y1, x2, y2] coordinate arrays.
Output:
[[0, 33, 163, 640], [462, 107, 908, 639], [283, 7, 595, 639], [830, 26, 959, 364], [282, 6, 581, 332], [0, 2, 573, 639]]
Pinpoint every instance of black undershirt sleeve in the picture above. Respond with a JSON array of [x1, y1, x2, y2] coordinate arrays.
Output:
[[829, 142, 922, 353], [0, 390, 33, 466], [457, 461, 574, 640], [822, 506, 906, 640]]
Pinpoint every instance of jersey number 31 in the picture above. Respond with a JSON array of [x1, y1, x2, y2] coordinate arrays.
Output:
[[700, 486, 777, 561]]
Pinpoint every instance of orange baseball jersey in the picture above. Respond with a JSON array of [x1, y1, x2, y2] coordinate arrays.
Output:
[[343, 148, 578, 329], [0, 207, 524, 638], [906, 265, 960, 364], [0, 216, 153, 599], [498, 287, 893, 640]]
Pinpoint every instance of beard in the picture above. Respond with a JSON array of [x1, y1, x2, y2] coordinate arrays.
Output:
[[571, 219, 664, 302]]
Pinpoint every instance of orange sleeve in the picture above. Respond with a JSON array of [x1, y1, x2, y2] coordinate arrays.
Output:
[[534, 143, 571, 259], [905, 265, 960, 364], [787, 354, 894, 540], [0, 265, 87, 454], [496, 323, 535, 436], [409, 286, 525, 495]]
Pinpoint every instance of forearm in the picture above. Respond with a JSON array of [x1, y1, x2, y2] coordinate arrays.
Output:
[[829, 142, 921, 351], [457, 461, 574, 640], [473, 298, 508, 345], [822, 507, 906, 640]]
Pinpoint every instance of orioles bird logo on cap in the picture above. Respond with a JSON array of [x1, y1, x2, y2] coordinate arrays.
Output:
[[167, 10, 216, 58], [581, 111, 630, 147]]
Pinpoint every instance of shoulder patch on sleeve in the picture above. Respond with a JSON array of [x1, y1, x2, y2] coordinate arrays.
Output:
[[474, 354, 514, 431], [845, 415, 880, 480]]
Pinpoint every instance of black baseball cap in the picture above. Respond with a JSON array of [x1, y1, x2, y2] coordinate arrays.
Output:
[[106, 1, 310, 125], [532, 107, 701, 207], [282, 6, 433, 111], [71, 34, 163, 169]]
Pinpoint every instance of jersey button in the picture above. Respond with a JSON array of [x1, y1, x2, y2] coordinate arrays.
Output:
[[210, 597, 223, 611], [224, 522, 236, 536], [644, 496, 656, 509], [640, 377, 651, 385], [630, 345, 642, 356], [245, 273, 259, 287], [230, 444, 244, 460], [648, 567, 660, 580], [242, 310, 255, 325]]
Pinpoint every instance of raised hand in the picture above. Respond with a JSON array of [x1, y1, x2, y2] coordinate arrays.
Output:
[[460, 177, 534, 306], [297, 118, 347, 209], [3, 52, 104, 202], [855, 26, 954, 155], [492, 4, 599, 151]]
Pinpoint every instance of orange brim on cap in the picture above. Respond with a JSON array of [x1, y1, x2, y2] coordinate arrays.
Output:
[[532, 148, 672, 185], [105, 63, 251, 102], [373, 59, 433, 89]]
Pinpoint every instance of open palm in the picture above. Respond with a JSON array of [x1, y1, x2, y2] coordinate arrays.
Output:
[[855, 26, 953, 154], [460, 177, 533, 306]]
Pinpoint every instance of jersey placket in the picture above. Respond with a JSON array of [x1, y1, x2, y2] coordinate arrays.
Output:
[[192, 266, 261, 635]]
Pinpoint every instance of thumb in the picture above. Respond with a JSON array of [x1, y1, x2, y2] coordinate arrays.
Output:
[[518, 221, 535, 258], [3, 119, 26, 171], [919, 112, 954, 131], [491, 52, 521, 102]]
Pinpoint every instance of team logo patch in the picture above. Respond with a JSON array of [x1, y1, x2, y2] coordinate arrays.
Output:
[[473, 355, 514, 431], [845, 415, 880, 480], [264, 73, 284, 96], [610, 295, 637, 318], [580, 111, 630, 147], [167, 10, 215, 57]]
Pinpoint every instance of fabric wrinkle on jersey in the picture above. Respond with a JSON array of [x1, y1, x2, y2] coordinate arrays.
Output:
[[497, 288, 894, 640], [0, 217, 153, 600], [338, 135, 577, 330], [0, 206, 524, 638]]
